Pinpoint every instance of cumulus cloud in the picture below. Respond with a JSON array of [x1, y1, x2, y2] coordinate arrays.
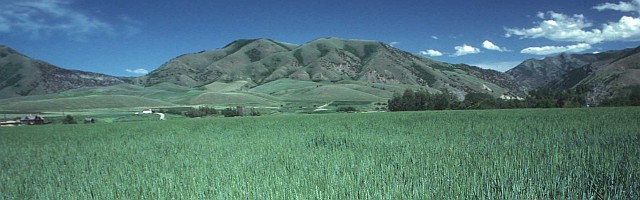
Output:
[[482, 40, 507, 52], [593, 0, 640, 13], [520, 43, 592, 55], [419, 49, 444, 57], [453, 44, 480, 56], [600, 16, 640, 41], [506, 9, 640, 45], [0, 0, 139, 40], [126, 68, 149, 75], [506, 1, 640, 55], [505, 11, 602, 43]]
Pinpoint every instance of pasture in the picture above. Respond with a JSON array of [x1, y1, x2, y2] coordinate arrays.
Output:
[[1, 107, 639, 199], [0, 80, 423, 113]]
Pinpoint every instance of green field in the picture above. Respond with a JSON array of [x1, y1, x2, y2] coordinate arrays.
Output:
[[1, 108, 639, 199], [0, 79, 429, 113]]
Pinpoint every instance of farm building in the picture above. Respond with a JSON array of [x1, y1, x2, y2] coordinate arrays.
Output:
[[0, 120, 21, 127], [142, 109, 153, 114], [21, 115, 47, 125], [84, 118, 96, 124]]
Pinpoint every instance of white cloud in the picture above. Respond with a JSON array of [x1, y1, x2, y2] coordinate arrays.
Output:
[[126, 68, 149, 75], [505, 11, 602, 43], [506, 9, 640, 44], [593, 0, 640, 13], [520, 43, 592, 55], [431, 36, 439, 40], [453, 44, 480, 56], [419, 49, 443, 57], [389, 42, 399, 47], [482, 40, 507, 52], [0, 0, 140, 40], [600, 16, 640, 42]]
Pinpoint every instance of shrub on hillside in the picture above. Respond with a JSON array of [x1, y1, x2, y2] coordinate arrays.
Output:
[[184, 106, 218, 118], [62, 115, 77, 124], [222, 107, 242, 117], [464, 92, 497, 109], [336, 106, 357, 112]]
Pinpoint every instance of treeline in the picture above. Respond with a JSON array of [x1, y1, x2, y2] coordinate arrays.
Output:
[[158, 106, 261, 118], [387, 89, 513, 111], [388, 86, 640, 111], [387, 89, 458, 111], [525, 85, 640, 108]]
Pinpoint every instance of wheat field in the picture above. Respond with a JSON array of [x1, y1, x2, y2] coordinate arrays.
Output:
[[1, 107, 639, 199]]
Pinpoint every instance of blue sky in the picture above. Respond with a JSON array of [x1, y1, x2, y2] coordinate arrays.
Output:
[[1, 0, 640, 77]]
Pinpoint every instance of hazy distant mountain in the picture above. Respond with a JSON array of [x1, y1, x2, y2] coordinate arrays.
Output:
[[506, 46, 640, 94], [506, 53, 596, 89], [0, 45, 124, 99], [566, 46, 640, 91], [137, 37, 522, 98]]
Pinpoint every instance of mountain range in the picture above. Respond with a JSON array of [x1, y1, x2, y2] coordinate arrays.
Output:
[[1, 38, 639, 111]]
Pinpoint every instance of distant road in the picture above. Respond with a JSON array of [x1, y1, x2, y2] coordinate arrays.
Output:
[[155, 113, 165, 120]]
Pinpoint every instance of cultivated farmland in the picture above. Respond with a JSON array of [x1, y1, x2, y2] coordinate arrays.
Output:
[[1, 107, 639, 199]]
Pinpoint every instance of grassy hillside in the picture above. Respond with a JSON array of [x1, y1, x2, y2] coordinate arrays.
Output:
[[189, 92, 282, 106], [249, 78, 426, 105], [249, 79, 322, 94], [0, 46, 124, 99], [0, 83, 200, 112], [1, 107, 638, 199], [140, 38, 517, 99], [200, 81, 253, 92], [0, 79, 409, 112], [507, 46, 640, 95], [277, 85, 385, 102], [0, 95, 175, 112]]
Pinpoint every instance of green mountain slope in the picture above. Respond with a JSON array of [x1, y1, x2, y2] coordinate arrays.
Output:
[[507, 46, 640, 93], [0, 95, 175, 112], [139, 37, 521, 99], [0, 46, 125, 99]]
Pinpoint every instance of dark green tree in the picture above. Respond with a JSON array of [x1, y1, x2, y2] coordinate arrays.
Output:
[[62, 115, 77, 124], [527, 87, 556, 108], [432, 89, 455, 110], [414, 89, 430, 110], [222, 107, 242, 117], [388, 92, 403, 111], [401, 89, 416, 111], [628, 86, 640, 106], [388, 88, 460, 111], [464, 92, 497, 109], [336, 106, 357, 112]]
